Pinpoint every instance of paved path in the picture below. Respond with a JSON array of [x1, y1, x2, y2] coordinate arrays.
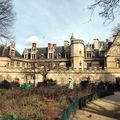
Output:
[[72, 92, 120, 120]]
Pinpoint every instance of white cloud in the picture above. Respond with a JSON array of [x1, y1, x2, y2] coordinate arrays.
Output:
[[25, 36, 42, 47]]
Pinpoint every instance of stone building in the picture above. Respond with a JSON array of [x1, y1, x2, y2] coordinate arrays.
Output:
[[0, 32, 120, 85]]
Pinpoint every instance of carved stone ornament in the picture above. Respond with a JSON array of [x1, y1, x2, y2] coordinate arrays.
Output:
[[107, 35, 120, 56]]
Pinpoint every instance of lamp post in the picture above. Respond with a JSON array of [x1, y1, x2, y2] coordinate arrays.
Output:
[[33, 56, 36, 87], [33, 49, 36, 87]]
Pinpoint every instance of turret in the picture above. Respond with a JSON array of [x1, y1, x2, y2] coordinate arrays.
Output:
[[70, 33, 75, 41], [70, 34, 85, 71]]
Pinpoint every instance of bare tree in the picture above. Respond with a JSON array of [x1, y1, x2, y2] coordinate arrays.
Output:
[[89, 0, 120, 23], [21, 60, 68, 87], [0, 0, 15, 44], [38, 62, 60, 82], [38, 63, 51, 81], [112, 23, 120, 34]]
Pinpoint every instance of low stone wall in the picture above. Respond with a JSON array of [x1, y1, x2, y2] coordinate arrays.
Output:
[[47, 71, 119, 84], [0, 69, 120, 85]]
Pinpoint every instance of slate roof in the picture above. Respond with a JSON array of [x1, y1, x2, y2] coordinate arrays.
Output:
[[26, 46, 70, 59], [0, 45, 22, 58], [0, 45, 4, 56], [37, 47, 47, 58], [54, 46, 65, 58]]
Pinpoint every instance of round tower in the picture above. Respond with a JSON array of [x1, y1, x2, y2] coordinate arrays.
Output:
[[70, 33, 85, 71]]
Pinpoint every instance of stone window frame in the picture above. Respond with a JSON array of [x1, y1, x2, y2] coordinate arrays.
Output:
[[10, 61, 14, 67], [86, 51, 91, 58]]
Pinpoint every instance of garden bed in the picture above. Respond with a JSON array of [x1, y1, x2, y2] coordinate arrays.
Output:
[[0, 86, 91, 120], [0, 80, 115, 120]]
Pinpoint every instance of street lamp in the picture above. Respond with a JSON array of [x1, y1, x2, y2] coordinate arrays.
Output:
[[33, 49, 36, 87], [33, 56, 35, 87]]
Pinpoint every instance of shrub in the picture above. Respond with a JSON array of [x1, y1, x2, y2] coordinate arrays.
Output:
[[0, 80, 11, 89], [37, 79, 57, 88]]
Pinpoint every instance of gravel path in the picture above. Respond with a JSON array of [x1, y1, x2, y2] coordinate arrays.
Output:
[[72, 92, 120, 120]]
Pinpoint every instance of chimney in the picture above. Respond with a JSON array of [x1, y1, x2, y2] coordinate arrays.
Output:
[[48, 43, 51, 48], [32, 43, 37, 49], [53, 44, 56, 48]]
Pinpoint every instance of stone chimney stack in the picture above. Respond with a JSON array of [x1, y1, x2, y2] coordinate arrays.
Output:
[[53, 44, 56, 48], [48, 43, 52, 49], [32, 42, 37, 50]]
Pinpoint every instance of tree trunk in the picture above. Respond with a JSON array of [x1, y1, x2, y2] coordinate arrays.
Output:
[[43, 74, 47, 81]]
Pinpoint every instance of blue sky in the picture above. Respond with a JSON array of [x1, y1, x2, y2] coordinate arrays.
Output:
[[13, 0, 120, 53]]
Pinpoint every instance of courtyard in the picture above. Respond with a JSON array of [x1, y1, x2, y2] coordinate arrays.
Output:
[[73, 92, 120, 120]]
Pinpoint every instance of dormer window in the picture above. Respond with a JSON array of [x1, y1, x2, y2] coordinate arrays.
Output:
[[11, 49, 15, 56], [32, 54, 36, 59], [24, 48, 28, 59], [49, 53, 53, 59], [9, 41, 16, 56], [87, 51, 91, 58], [47, 43, 56, 59], [24, 54, 28, 59], [31, 43, 37, 59], [31, 49, 37, 59]]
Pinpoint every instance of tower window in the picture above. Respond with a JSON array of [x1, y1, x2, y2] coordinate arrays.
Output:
[[79, 51, 82, 55], [80, 61, 82, 66]]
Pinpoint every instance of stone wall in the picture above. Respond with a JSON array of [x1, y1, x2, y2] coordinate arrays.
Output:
[[0, 69, 119, 85], [47, 70, 119, 84]]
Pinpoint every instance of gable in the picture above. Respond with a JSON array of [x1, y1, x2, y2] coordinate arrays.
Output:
[[107, 32, 120, 56]]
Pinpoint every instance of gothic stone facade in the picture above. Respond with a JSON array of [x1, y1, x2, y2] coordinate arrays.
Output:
[[0, 32, 120, 85]]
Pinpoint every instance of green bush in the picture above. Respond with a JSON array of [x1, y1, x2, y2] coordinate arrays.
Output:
[[0, 114, 27, 120]]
